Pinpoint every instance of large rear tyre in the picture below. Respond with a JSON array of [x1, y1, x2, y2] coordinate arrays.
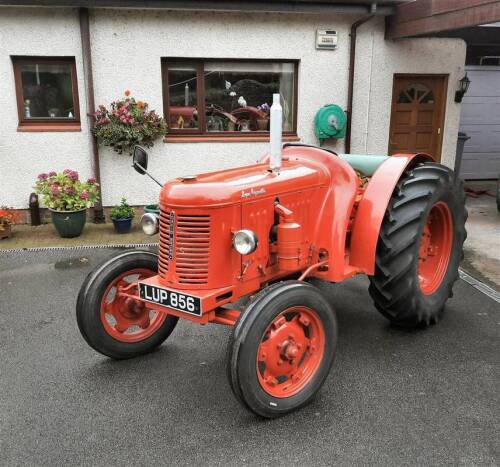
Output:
[[369, 162, 467, 328], [76, 250, 179, 359], [227, 281, 337, 418]]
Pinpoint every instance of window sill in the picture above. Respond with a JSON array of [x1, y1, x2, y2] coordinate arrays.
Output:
[[17, 124, 81, 132], [164, 134, 301, 143]]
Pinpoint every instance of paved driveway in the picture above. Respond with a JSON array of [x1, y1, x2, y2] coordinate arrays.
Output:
[[1, 248, 499, 466]]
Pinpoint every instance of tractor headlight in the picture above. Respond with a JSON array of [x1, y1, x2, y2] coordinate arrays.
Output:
[[141, 213, 159, 236], [233, 230, 258, 255]]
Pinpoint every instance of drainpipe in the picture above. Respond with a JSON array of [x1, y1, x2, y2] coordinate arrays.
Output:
[[345, 2, 377, 154], [79, 7, 105, 223]]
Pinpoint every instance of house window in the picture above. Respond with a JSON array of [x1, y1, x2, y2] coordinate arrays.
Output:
[[162, 59, 298, 140], [12, 57, 80, 131]]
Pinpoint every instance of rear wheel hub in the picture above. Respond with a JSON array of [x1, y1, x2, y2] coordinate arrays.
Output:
[[418, 202, 453, 295]]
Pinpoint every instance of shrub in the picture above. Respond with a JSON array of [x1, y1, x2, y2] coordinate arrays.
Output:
[[110, 198, 135, 220], [34, 170, 99, 211]]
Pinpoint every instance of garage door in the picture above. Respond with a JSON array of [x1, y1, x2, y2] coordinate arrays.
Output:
[[459, 66, 500, 179]]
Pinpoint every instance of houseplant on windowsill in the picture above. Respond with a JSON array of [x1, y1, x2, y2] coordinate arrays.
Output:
[[110, 198, 135, 234], [0, 207, 14, 240], [93, 90, 168, 155], [34, 170, 99, 238]]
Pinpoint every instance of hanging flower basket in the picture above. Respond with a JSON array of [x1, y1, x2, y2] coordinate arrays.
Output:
[[93, 90, 168, 155]]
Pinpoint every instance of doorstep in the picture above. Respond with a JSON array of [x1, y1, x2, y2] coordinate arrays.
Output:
[[0, 218, 157, 251]]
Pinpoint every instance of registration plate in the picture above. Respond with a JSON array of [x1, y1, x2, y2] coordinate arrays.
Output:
[[139, 283, 202, 317]]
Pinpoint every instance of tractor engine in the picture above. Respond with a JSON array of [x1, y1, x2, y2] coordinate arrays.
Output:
[[155, 148, 332, 297]]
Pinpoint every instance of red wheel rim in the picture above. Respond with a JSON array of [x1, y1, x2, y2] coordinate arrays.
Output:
[[418, 202, 454, 295], [100, 268, 167, 343], [256, 306, 325, 398]]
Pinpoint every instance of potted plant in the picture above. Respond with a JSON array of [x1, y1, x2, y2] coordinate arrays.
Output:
[[0, 207, 14, 240], [93, 90, 168, 155], [34, 170, 99, 238], [110, 198, 135, 234], [144, 204, 160, 215]]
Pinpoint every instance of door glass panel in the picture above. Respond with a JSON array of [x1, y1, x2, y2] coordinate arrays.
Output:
[[167, 64, 198, 129], [397, 83, 434, 104], [397, 91, 412, 103]]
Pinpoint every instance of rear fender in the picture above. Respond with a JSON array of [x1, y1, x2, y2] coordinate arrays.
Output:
[[349, 153, 434, 275]]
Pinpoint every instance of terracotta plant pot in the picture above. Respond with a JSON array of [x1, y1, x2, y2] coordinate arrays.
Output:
[[0, 223, 12, 240], [112, 217, 133, 234], [50, 208, 87, 238]]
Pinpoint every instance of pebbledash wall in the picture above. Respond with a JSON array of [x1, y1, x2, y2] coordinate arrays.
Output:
[[0, 8, 466, 211]]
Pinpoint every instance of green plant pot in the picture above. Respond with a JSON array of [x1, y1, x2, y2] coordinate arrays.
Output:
[[50, 208, 87, 238], [144, 204, 160, 215]]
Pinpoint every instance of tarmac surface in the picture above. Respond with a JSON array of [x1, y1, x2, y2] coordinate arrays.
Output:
[[0, 248, 499, 466]]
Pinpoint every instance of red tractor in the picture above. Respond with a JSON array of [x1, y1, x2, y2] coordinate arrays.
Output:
[[77, 142, 466, 418]]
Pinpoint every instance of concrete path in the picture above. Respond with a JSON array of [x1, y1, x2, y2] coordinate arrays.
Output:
[[464, 188, 500, 290], [0, 219, 155, 250]]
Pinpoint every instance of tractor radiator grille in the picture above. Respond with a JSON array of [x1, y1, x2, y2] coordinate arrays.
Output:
[[158, 210, 172, 277], [158, 209, 211, 285]]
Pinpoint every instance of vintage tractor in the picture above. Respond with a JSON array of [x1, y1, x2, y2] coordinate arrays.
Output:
[[77, 104, 466, 418]]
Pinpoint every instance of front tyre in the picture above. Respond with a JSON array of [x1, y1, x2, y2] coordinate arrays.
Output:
[[369, 162, 467, 328], [227, 281, 337, 418], [76, 250, 179, 359]]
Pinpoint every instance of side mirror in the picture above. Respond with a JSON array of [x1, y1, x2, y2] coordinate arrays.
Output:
[[132, 145, 148, 175]]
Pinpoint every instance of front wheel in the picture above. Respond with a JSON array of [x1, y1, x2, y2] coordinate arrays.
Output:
[[76, 250, 179, 359], [227, 281, 337, 418], [369, 162, 467, 328]]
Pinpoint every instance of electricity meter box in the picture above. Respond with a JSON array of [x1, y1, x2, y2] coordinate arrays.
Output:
[[316, 30, 338, 50]]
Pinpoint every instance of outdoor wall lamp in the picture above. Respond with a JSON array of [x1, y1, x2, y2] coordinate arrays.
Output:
[[455, 74, 471, 103]]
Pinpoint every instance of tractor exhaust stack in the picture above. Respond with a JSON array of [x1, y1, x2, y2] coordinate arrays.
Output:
[[270, 93, 282, 172]]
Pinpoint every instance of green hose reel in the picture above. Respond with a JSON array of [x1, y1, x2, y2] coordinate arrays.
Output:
[[314, 104, 347, 142]]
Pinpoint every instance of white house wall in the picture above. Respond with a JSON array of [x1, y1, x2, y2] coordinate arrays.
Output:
[[351, 17, 466, 167], [0, 8, 465, 209], [0, 8, 91, 210]]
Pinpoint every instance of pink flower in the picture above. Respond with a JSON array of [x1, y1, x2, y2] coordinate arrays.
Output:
[[48, 171, 57, 177], [63, 169, 72, 175], [80, 191, 89, 200], [124, 90, 131, 97], [68, 171, 79, 181], [51, 185, 61, 195], [64, 186, 75, 195], [87, 177, 96, 185], [38, 173, 48, 181]]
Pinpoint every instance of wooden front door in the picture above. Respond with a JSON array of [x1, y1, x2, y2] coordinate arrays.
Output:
[[389, 74, 448, 161]]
